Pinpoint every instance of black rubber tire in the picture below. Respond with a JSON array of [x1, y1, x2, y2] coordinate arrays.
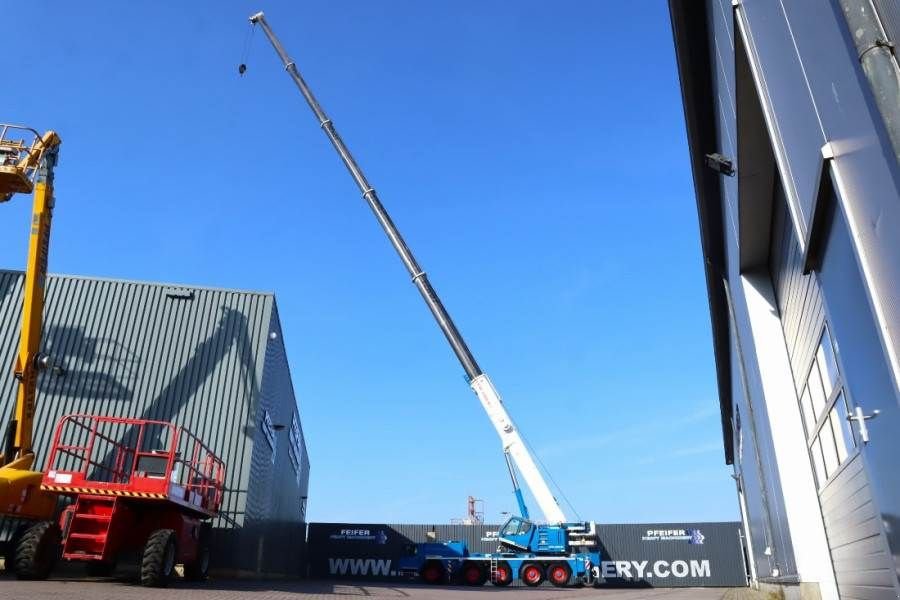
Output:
[[520, 562, 544, 587], [491, 561, 513, 586], [183, 524, 211, 581], [85, 560, 117, 577], [140, 529, 177, 587], [420, 560, 444, 585], [461, 561, 487, 586], [547, 562, 571, 587], [14, 520, 60, 580]]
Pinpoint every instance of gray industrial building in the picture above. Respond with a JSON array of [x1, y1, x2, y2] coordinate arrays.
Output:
[[0, 270, 309, 575], [670, 1, 900, 599]]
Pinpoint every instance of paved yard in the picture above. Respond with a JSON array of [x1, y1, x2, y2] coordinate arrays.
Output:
[[0, 578, 756, 600]]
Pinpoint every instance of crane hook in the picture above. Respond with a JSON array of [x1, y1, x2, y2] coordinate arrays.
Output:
[[238, 64, 247, 76]]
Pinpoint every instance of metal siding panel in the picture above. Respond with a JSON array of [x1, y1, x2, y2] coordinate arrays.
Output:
[[0, 271, 304, 574], [740, 0, 827, 238], [821, 455, 896, 600]]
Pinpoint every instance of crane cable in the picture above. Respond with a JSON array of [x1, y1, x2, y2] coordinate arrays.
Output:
[[238, 21, 257, 76], [518, 429, 583, 522]]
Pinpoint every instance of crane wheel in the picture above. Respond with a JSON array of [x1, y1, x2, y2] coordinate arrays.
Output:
[[14, 520, 60, 580], [548, 563, 571, 587], [140, 529, 177, 587], [184, 523, 211, 581], [462, 561, 487, 586], [420, 560, 444, 584], [491, 561, 513, 586], [520, 562, 544, 587]]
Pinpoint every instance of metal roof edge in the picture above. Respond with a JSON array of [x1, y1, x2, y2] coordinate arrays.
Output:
[[0, 268, 276, 299], [668, 0, 735, 465]]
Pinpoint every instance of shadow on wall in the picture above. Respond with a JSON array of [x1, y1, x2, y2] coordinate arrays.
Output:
[[41, 325, 138, 401], [32, 306, 265, 478]]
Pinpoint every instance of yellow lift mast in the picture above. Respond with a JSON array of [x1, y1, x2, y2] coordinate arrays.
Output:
[[0, 124, 61, 523]]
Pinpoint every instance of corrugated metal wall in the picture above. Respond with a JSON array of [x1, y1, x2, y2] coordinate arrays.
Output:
[[0, 271, 308, 574], [233, 301, 310, 574]]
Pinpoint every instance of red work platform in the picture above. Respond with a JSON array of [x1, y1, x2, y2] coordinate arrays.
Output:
[[35, 414, 225, 585], [41, 414, 225, 517]]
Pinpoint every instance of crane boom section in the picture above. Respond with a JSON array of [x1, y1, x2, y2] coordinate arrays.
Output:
[[250, 13, 567, 524], [12, 156, 56, 457]]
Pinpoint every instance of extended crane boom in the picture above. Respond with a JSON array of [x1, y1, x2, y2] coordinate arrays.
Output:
[[250, 12, 567, 525], [0, 124, 61, 521]]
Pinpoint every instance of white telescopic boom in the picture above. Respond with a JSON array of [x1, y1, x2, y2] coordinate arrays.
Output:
[[250, 12, 567, 525]]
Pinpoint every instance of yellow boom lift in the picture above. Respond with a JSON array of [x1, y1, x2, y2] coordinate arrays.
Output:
[[0, 125, 61, 535]]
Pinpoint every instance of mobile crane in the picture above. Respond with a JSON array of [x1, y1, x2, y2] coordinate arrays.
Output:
[[0, 124, 63, 577], [248, 13, 600, 586]]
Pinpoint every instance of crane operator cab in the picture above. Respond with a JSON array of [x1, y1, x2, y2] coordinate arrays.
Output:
[[498, 516, 567, 554]]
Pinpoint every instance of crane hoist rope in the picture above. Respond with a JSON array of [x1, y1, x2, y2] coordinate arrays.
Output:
[[246, 12, 571, 525]]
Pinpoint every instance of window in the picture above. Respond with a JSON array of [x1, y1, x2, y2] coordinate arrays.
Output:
[[800, 326, 857, 489], [289, 412, 304, 482]]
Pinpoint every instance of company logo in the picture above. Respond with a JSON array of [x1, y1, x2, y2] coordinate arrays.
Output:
[[329, 529, 389, 544], [328, 558, 393, 576], [595, 560, 711, 580], [641, 528, 704, 544]]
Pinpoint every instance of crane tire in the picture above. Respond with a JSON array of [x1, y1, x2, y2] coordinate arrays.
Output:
[[462, 561, 487, 585], [548, 562, 571, 587], [491, 561, 513, 586], [14, 520, 60, 580], [520, 562, 544, 587], [420, 560, 444, 584], [184, 523, 211, 581], [141, 529, 177, 587]]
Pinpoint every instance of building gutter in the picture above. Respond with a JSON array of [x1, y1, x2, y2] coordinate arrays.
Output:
[[837, 0, 900, 164]]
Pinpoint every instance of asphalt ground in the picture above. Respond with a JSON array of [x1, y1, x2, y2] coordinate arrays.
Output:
[[0, 578, 750, 600]]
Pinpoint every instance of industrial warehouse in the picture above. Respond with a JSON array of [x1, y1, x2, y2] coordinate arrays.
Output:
[[671, 0, 900, 598], [1, 2, 898, 599], [0, 271, 310, 575]]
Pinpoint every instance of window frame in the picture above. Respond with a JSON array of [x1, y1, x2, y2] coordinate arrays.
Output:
[[801, 325, 858, 489]]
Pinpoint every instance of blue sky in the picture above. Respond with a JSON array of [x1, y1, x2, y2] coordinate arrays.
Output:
[[3, 1, 736, 524]]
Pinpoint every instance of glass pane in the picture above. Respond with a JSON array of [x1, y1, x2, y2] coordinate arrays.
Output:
[[811, 437, 826, 490], [832, 392, 857, 452], [830, 408, 849, 464], [818, 329, 840, 399], [807, 361, 827, 417], [800, 386, 816, 437], [819, 420, 839, 477]]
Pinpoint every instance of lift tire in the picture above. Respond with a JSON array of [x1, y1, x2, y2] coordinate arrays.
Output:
[[491, 561, 513, 586], [462, 561, 487, 586], [14, 520, 60, 580], [141, 529, 177, 587], [548, 562, 571, 587], [184, 524, 211, 581], [420, 560, 444, 585], [85, 560, 117, 577], [520, 562, 544, 587]]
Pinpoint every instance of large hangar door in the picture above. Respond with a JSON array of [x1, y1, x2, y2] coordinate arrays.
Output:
[[769, 187, 899, 599]]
